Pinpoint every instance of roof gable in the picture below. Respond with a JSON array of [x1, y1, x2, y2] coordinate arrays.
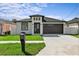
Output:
[[69, 17, 79, 23]]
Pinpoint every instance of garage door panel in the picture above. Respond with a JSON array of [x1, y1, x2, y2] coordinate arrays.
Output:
[[43, 24, 63, 34]]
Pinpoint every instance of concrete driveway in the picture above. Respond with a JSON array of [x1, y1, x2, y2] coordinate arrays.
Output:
[[37, 34, 79, 55]]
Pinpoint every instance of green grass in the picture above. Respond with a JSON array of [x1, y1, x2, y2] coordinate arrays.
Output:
[[0, 35, 43, 41], [26, 35, 43, 41], [72, 34, 79, 38], [0, 35, 19, 41], [0, 43, 45, 55]]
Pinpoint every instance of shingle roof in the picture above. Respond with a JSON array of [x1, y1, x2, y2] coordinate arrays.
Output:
[[16, 18, 31, 22], [0, 18, 11, 24], [68, 17, 79, 23], [44, 17, 65, 22], [17, 17, 65, 22], [15, 14, 66, 22]]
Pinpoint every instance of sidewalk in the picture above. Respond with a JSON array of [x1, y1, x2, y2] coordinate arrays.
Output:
[[0, 41, 44, 44]]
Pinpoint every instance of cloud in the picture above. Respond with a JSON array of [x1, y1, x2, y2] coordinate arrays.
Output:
[[0, 3, 48, 20], [36, 3, 48, 7]]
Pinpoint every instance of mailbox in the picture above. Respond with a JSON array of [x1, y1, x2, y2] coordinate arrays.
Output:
[[20, 32, 25, 40], [20, 32, 26, 52]]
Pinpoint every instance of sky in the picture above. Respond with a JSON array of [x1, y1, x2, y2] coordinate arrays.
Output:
[[0, 3, 79, 21]]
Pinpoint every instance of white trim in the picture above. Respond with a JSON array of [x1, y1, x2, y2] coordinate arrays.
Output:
[[40, 17, 43, 35]]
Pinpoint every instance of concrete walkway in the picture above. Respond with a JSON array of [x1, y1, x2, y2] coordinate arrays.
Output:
[[0, 41, 44, 44], [37, 34, 79, 55]]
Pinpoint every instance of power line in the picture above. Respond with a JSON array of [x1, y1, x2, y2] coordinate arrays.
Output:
[[63, 5, 79, 20]]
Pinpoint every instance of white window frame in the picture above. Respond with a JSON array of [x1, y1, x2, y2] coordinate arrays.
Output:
[[21, 22, 28, 31]]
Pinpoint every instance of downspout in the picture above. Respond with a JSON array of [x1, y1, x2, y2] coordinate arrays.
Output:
[[0, 23, 2, 35], [1, 23, 3, 35], [78, 22, 79, 34], [1, 24, 2, 35]]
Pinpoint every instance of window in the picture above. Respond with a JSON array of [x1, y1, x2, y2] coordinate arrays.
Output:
[[36, 17, 38, 20], [38, 17, 40, 20], [33, 17, 40, 21], [67, 24, 69, 27], [33, 17, 35, 20], [21, 22, 28, 30]]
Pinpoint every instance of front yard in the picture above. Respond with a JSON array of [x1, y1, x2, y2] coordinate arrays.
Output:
[[72, 34, 79, 38], [0, 43, 45, 55], [0, 35, 45, 55], [0, 35, 43, 41]]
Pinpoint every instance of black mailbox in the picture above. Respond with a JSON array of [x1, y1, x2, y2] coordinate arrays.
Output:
[[20, 32, 25, 40], [20, 32, 26, 52]]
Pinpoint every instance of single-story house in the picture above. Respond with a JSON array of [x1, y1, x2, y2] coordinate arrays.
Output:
[[66, 18, 79, 34], [11, 14, 79, 35], [0, 19, 16, 35]]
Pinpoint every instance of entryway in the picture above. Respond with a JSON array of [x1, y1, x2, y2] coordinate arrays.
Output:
[[34, 23, 40, 34]]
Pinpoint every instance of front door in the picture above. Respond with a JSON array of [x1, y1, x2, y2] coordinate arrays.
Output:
[[34, 23, 40, 34]]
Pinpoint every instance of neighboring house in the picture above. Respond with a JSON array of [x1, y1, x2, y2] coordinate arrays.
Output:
[[11, 14, 79, 35], [66, 18, 79, 34], [0, 19, 16, 35]]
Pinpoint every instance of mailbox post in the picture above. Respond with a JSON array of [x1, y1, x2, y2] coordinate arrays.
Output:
[[20, 32, 25, 52]]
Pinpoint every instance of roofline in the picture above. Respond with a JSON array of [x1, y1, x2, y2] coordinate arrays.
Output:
[[13, 21, 32, 22], [67, 21, 79, 24], [13, 19, 66, 22], [29, 14, 44, 17]]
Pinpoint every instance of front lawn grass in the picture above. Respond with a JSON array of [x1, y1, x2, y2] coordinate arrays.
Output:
[[0, 35, 19, 41], [72, 34, 79, 38], [0, 43, 45, 55], [26, 35, 43, 41], [0, 35, 43, 41]]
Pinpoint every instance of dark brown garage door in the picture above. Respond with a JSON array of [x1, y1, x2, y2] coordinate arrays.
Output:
[[43, 24, 63, 34]]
